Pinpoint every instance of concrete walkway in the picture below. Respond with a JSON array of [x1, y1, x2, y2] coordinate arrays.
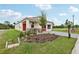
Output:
[[72, 37, 79, 54], [42, 31, 79, 54]]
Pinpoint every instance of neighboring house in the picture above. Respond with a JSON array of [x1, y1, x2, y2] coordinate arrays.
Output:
[[15, 17, 54, 32]]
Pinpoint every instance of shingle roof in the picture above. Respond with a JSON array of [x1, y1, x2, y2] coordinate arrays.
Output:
[[15, 16, 54, 25]]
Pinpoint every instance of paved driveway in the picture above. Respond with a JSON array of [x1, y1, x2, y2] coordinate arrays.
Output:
[[50, 31, 79, 38], [42, 31, 79, 38]]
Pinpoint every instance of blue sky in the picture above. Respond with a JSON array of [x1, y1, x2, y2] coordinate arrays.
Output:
[[0, 4, 79, 25]]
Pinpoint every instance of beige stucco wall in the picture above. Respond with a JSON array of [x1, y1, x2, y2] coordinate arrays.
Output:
[[15, 19, 30, 31], [26, 20, 31, 30], [15, 19, 53, 32], [33, 23, 41, 29], [15, 22, 22, 31], [27, 21, 42, 29]]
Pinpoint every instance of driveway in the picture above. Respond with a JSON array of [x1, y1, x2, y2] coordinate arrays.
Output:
[[50, 31, 79, 38], [42, 31, 79, 38]]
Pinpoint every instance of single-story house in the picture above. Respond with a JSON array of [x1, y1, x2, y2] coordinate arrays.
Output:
[[15, 17, 54, 32]]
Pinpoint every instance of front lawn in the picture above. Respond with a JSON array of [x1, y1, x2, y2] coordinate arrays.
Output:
[[0, 36, 77, 54], [0, 29, 21, 49], [0, 29, 77, 54]]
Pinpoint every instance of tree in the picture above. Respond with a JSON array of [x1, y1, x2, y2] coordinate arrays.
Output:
[[68, 21, 71, 38], [13, 22, 16, 25], [60, 24, 64, 28], [4, 21, 14, 29], [75, 25, 79, 28], [13, 22, 16, 28], [65, 19, 69, 25], [4, 21, 10, 25], [65, 19, 72, 38], [38, 11, 47, 31]]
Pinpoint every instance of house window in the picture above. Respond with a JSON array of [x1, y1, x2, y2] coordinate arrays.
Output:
[[31, 22, 34, 28], [47, 25, 51, 29]]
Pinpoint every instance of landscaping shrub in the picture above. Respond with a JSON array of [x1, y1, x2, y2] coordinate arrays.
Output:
[[26, 29, 37, 36], [31, 29, 37, 35], [25, 34, 59, 43], [19, 32, 25, 38], [26, 30, 31, 36]]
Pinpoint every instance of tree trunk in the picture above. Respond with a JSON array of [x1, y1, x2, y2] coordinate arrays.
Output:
[[42, 26, 44, 31], [68, 25, 71, 38]]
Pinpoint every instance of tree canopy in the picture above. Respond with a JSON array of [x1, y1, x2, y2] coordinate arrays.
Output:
[[38, 11, 47, 27]]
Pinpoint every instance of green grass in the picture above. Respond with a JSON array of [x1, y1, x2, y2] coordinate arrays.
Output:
[[0, 37, 77, 54], [0, 29, 21, 49], [53, 28, 67, 32], [53, 28, 79, 34], [0, 29, 77, 54]]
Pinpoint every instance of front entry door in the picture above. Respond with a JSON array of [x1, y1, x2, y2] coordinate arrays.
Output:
[[22, 21, 26, 31]]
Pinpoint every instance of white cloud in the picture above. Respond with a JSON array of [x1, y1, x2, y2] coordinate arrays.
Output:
[[48, 17, 61, 25], [69, 6, 79, 12], [52, 18, 60, 25], [0, 9, 22, 19], [35, 4, 52, 10], [59, 13, 67, 16], [21, 15, 36, 19]]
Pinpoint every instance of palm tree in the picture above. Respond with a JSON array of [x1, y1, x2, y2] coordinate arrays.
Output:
[[65, 19, 71, 38], [13, 22, 16, 28], [13, 22, 16, 25], [38, 11, 47, 31], [65, 19, 69, 25], [68, 21, 71, 38]]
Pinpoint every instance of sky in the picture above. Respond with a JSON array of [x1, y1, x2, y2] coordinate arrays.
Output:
[[0, 4, 79, 25]]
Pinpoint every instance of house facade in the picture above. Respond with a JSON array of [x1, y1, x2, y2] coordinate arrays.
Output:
[[15, 17, 54, 32]]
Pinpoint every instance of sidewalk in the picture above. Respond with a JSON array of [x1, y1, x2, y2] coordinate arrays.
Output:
[[72, 37, 79, 54]]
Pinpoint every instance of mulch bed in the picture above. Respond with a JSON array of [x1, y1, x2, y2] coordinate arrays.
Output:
[[24, 34, 59, 43]]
